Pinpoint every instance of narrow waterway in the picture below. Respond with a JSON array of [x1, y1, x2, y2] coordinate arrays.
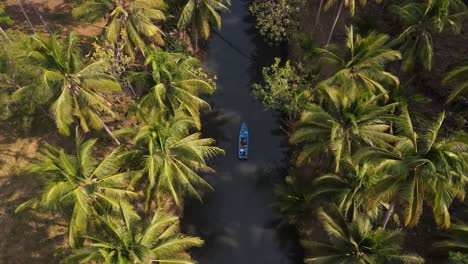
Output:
[[182, 0, 302, 263]]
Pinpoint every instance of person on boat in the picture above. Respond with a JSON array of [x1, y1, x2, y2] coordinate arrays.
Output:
[[241, 138, 247, 146]]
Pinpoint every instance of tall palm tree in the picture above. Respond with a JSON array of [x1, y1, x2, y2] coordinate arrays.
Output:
[[303, 207, 424, 263], [290, 90, 398, 172], [177, 0, 230, 52], [322, 0, 382, 44], [62, 203, 203, 264], [312, 161, 383, 220], [13, 33, 121, 143], [135, 46, 215, 127], [358, 108, 468, 228], [433, 222, 468, 255], [316, 26, 401, 98], [16, 131, 137, 247], [390, 0, 467, 72], [116, 108, 224, 209], [443, 61, 468, 103], [73, 0, 166, 58]]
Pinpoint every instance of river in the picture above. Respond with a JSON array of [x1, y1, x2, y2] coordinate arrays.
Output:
[[182, 0, 303, 263]]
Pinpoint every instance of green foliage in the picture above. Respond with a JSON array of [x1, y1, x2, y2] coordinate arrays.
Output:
[[115, 109, 224, 209], [73, 0, 167, 58], [252, 58, 308, 115], [16, 131, 138, 247], [62, 204, 203, 264], [249, 0, 305, 44], [132, 46, 215, 127], [449, 252, 468, 263], [316, 26, 401, 99], [358, 109, 468, 228], [443, 61, 468, 102], [177, 0, 230, 50], [390, 0, 467, 71], [302, 207, 424, 264], [290, 90, 398, 173], [0, 7, 13, 27], [14, 33, 121, 136]]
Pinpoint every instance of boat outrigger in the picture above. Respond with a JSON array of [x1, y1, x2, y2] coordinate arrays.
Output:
[[238, 122, 249, 160]]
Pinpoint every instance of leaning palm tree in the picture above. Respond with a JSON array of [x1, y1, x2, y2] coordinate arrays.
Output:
[[321, 0, 382, 44], [390, 0, 467, 72], [13, 33, 121, 143], [433, 222, 468, 255], [290, 90, 398, 173], [134, 46, 215, 127], [116, 108, 224, 209], [62, 203, 203, 264], [16, 131, 137, 247], [443, 61, 468, 103], [316, 26, 401, 98], [73, 0, 166, 58], [358, 108, 468, 228], [312, 161, 383, 220], [303, 207, 424, 264], [178, 0, 230, 52]]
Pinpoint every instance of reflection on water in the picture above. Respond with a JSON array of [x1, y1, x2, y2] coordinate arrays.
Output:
[[182, 0, 303, 263]]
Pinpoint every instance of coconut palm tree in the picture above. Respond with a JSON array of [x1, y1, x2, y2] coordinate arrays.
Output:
[[13, 33, 121, 143], [290, 89, 398, 173], [134, 46, 215, 127], [316, 26, 401, 99], [303, 207, 424, 264], [433, 222, 468, 255], [177, 0, 230, 52], [443, 61, 468, 103], [15, 131, 137, 247], [390, 0, 467, 72], [312, 161, 383, 220], [357, 108, 468, 228], [62, 203, 203, 264], [116, 108, 224, 209], [321, 0, 382, 44], [72, 0, 166, 58]]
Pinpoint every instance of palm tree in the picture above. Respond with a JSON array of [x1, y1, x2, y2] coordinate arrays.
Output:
[[321, 0, 382, 44], [73, 0, 166, 58], [290, 90, 398, 173], [116, 108, 224, 209], [443, 61, 468, 103], [62, 203, 203, 264], [177, 0, 230, 52], [316, 26, 401, 98], [134, 46, 215, 127], [13, 33, 121, 143], [303, 207, 424, 264], [273, 175, 316, 225], [16, 131, 137, 247], [390, 0, 467, 72], [433, 222, 468, 255], [358, 108, 468, 228], [312, 161, 383, 220]]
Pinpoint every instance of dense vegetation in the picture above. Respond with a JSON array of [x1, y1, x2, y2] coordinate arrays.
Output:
[[251, 0, 468, 263], [0, 0, 229, 263]]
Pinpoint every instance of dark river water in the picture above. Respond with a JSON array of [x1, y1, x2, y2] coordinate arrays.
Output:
[[182, 0, 303, 263]]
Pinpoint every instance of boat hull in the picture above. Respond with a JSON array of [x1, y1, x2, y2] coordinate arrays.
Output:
[[238, 122, 248, 160]]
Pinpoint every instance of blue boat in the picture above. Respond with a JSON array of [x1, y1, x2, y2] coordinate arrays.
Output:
[[238, 122, 249, 160]]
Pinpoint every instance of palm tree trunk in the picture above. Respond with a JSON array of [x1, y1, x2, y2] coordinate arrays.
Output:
[[27, 0, 52, 35], [16, 0, 35, 34], [382, 201, 396, 229], [194, 31, 199, 53], [99, 118, 121, 145], [326, 0, 344, 45], [0, 26, 11, 43], [315, 0, 325, 27]]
